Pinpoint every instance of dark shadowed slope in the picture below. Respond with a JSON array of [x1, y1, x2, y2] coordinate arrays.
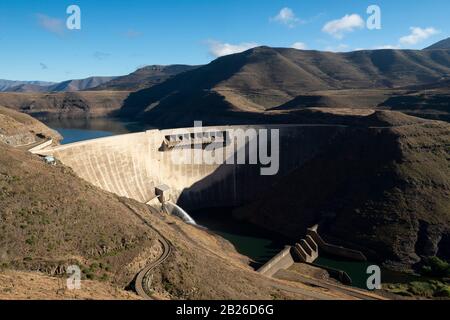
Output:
[[119, 47, 450, 127], [235, 111, 450, 270]]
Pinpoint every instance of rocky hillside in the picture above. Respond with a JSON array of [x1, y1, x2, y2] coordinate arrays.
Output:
[[235, 111, 450, 271], [0, 106, 61, 147]]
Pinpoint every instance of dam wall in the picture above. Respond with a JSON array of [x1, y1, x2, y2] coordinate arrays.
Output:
[[35, 124, 347, 210]]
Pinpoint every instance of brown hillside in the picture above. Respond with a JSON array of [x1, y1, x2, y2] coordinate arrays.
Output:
[[0, 106, 61, 146]]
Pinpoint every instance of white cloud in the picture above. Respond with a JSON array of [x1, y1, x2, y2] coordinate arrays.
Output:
[[271, 7, 301, 28], [207, 40, 259, 58], [399, 27, 440, 46], [291, 42, 307, 50], [322, 14, 365, 39], [36, 13, 65, 35]]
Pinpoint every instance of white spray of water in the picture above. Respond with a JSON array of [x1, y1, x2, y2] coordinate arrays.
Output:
[[164, 201, 197, 225]]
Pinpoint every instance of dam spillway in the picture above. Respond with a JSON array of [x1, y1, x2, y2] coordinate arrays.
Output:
[[34, 124, 347, 211]]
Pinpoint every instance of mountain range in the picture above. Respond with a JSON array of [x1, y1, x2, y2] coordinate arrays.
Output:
[[0, 80, 55, 92], [0, 38, 449, 124], [118, 45, 450, 126], [0, 65, 198, 93], [0, 76, 117, 93]]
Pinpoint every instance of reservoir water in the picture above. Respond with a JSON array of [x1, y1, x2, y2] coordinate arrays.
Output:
[[44, 118, 154, 145]]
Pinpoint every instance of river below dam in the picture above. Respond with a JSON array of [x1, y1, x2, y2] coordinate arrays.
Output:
[[46, 117, 412, 290]]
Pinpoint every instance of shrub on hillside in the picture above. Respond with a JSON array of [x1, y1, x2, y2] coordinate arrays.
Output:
[[421, 257, 450, 278]]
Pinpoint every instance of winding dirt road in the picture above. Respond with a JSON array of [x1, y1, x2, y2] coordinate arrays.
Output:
[[135, 237, 172, 300], [118, 199, 173, 300]]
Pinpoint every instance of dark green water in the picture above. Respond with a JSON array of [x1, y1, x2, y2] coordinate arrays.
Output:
[[315, 256, 374, 289], [190, 208, 286, 269]]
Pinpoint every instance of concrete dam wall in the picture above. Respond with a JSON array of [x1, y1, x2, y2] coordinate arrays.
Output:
[[35, 124, 347, 210]]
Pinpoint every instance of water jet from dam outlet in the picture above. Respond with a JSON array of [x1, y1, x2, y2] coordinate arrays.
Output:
[[164, 201, 197, 225]]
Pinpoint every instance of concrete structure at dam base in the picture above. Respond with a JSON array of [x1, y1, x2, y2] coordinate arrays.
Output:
[[258, 225, 366, 285]]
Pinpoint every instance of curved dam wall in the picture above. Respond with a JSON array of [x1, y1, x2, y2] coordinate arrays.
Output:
[[35, 124, 347, 210]]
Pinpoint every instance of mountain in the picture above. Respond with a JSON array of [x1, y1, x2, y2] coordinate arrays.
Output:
[[425, 37, 450, 50], [2, 65, 197, 93], [0, 80, 55, 92], [93, 65, 199, 91], [1, 76, 117, 93], [119, 46, 450, 127], [48, 76, 117, 92], [6, 84, 50, 93]]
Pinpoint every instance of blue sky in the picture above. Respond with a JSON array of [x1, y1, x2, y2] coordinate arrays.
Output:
[[0, 0, 448, 82]]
